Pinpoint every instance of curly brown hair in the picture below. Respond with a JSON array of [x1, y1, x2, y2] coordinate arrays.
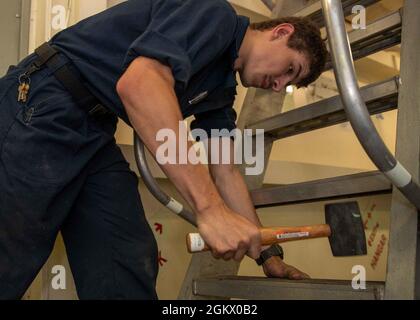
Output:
[[250, 17, 328, 88]]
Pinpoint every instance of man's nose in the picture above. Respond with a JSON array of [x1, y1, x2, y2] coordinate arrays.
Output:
[[272, 77, 288, 92]]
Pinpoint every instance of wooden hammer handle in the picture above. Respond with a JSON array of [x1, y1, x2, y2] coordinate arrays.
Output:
[[186, 224, 331, 253]]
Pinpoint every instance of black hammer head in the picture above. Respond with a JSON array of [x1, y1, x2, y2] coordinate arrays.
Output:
[[325, 202, 367, 257]]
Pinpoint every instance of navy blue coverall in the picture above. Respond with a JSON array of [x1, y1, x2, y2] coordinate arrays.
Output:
[[0, 0, 249, 299]]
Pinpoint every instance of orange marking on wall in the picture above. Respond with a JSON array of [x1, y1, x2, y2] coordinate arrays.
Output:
[[370, 234, 387, 270]]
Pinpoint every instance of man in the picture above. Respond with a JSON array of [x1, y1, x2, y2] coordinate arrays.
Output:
[[0, 0, 327, 299]]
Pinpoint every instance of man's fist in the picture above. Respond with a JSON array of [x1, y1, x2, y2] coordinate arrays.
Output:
[[196, 202, 261, 262]]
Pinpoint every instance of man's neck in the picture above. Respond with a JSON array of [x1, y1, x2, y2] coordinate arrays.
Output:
[[234, 27, 255, 72]]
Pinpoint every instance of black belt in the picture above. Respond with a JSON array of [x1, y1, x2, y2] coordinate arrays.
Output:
[[29, 42, 111, 117]]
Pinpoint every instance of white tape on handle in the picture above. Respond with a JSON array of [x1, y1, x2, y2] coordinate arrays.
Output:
[[188, 233, 205, 252], [277, 232, 309, 240], [384, 162, 412, 188], [166, 198, 184, 214]]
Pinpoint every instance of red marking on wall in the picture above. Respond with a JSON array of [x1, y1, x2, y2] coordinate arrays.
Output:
[[158, 251, 168, 267], [155, 223, 163, 235], [363, 219, 369, 230], [364, 203, 377, 230], [371, 234, 387, 270], [368, 222, 380, 247]]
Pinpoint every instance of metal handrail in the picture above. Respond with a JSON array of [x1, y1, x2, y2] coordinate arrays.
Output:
[[134, 134, 197, 226], [321, 0, 420, 210]]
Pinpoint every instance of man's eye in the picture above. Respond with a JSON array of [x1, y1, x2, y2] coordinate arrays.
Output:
[[288, 65, 294, 74]]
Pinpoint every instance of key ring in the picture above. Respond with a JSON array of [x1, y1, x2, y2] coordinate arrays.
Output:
[[18, 73, 31, 85]]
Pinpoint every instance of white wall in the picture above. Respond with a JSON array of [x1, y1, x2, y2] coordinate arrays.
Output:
[[77, 0, 107, 20], [229, 0, 271, 17]]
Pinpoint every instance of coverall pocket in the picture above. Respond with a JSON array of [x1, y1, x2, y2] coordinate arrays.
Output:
[[1, 94, 87, 185]]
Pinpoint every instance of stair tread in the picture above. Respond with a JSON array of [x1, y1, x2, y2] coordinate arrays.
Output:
[[193, 276, 385, 300], [198, 275, 385, 286], [247, 77, 399, 140], [251, 171, 392, 208]]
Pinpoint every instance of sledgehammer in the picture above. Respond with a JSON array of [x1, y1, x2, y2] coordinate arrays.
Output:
[[186, 202, 367, 257]]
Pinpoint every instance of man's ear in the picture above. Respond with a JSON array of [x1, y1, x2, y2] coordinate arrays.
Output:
[[271, 23, 295, 41]]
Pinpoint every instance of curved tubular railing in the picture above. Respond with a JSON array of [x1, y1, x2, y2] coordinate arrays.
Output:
[[134, 134, 197, 227], [321, 0, 420, 209]]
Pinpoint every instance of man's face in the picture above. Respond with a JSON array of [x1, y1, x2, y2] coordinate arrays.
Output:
[[238, 24, 310, 92]]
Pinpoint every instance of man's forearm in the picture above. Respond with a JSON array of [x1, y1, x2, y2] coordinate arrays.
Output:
[[211, 167, 277, 253], [211, 165, 263, 228], [117, 58, 223, 214]]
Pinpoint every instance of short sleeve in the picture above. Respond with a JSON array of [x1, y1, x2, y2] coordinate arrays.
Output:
[[123, 0, 238, 89], [190, 104, 238, 141]]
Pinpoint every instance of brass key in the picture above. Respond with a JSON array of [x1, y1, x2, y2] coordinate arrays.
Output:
[[18, 75, 30, 103]]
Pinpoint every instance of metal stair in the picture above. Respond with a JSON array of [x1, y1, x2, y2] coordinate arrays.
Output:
[[193, 276, 385, 300], [324, 10, 402, 70], [247, 77, 399, 140], [176, 0, 420, 300], [251, 171, 392, 208], [292, 0, 380, 27]]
